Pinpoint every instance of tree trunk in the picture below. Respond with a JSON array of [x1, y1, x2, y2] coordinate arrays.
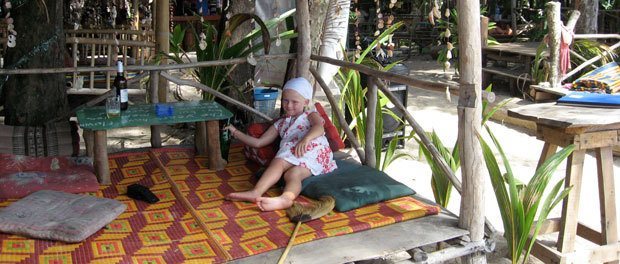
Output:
[[1, 0, 69, 126], [228, 0, 255, 90], [574, 0, 598, 33]]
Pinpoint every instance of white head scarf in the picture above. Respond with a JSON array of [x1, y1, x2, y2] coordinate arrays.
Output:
[[282, 77, 312, 100]]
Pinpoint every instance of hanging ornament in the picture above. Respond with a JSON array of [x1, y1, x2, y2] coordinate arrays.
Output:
[[4, 0, 16, 48], [428, 11, 435, 26], [444, 28, 451, 38], [443, 61, 451, 71], [446, 50, 452, 59], [445, 8, 450, 18], [447, 42, 454, 50]]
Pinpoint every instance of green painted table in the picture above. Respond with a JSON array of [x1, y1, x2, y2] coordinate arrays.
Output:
[[77, 101, 233, 184]]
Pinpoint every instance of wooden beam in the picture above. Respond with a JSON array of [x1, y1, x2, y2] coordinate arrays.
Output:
[[296, 0, 311, 79], [310, 68, 365, 163], [149, 70, 162, 148], [0, 54, 296, 75], [546, 2, 562, 88], [311, 54, 495, 103], [457, 1, 486, 262], [155, 0, 169, 103], [365, 77, 377, 168], [160, 71, 273, 122]]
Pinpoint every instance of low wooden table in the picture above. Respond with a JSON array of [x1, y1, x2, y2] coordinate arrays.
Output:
[[77, 101, 233, 184], [482, 42, 542, 96], [508, 103, 620, 263]]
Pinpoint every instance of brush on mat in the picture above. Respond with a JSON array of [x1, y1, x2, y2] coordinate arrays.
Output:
[[277, 196, 336, 264]]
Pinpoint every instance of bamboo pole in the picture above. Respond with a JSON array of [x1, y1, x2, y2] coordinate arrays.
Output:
[[155, 0, 169, 103], [150, 70, 162, 148], [311, 55, 495, 103], [159, 72, 273, 122], [66, 37, 155, 47], [457, 0, 486, 262], [310, 68, 365, 163], [574, 34, 620, 39], [546, 2, 562, 89], [365, 77, 377, 168], [562, 40, 620, 81], [0, 54, 296, 75], [296, 0, 311, 80]]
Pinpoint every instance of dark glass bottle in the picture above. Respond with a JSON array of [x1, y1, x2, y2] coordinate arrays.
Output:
[[114, 60, 128, 110]]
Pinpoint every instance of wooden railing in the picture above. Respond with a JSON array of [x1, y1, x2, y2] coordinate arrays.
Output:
[[65, 29, 156, 93]]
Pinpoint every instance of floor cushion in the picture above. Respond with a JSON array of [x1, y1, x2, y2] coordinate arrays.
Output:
[[0, 190, 126, 243], [0, 121, 80, 157], [301, 159, 416, 212], [0, 154, 98, 199]]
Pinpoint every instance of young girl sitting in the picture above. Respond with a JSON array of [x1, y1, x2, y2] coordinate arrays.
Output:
[[224, 77, 338, 211]]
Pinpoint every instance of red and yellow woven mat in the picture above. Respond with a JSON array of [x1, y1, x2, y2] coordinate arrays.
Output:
[[0, 145, 439, 263]]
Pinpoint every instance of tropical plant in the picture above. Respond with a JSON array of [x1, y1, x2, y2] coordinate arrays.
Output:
[[571, 39, 618, 68], [160, 10, 297, 101], [415, 131, 458, 208], [417, 85, 509, 208], [333, 21, 412, 171], [480, 127, 573, 264], [530, 42, 549, 84]]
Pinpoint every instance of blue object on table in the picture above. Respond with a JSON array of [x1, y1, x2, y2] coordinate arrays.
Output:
[[155, 103, 174, 117], [557, 91, 620, 108]]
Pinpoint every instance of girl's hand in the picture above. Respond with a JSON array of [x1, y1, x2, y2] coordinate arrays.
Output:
[[294, 138, 310, 157], [223, 125, 238, 138]]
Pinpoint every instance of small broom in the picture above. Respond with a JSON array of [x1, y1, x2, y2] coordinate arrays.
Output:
[[277, 196, 336, 264]]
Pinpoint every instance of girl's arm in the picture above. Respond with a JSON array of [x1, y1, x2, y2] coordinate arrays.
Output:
[[294, 112, 325, 157], [225, 125, 279, 148]]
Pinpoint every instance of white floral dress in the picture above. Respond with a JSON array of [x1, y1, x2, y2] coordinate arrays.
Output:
[[273, 110, 337, 175]]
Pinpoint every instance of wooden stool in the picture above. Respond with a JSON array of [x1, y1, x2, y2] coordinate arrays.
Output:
[[509, 103, 620, 264]]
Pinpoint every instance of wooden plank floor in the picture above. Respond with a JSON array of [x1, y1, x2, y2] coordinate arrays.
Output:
[[231, 208, 467, 264]]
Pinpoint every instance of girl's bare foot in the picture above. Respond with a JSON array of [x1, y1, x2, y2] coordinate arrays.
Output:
[[256, 196, 294, 211], [225, 190, 260, 202]]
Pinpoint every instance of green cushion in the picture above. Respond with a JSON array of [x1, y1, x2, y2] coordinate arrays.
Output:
[[301, 159, 415, 212]]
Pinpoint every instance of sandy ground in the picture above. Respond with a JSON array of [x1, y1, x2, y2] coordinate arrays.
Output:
[[96, 55, 620, 263]]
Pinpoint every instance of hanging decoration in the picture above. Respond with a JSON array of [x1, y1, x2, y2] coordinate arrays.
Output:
[[353, 0, 361, 58], [2, 0, 15, 48]]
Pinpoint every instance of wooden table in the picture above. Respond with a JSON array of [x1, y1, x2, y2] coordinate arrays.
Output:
[[77, 101, 233, 184], [508, 103, 620, 263], [482, 42, 543, 95]]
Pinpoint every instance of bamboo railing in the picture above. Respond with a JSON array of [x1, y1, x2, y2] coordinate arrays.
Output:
[[65, 29, 156, 93]]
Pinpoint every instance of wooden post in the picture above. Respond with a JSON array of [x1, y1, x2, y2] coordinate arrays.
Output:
[[365, 77, 377, 168], [150, 70, 162, 148], [457, 0, 486, 262], [511, 0, 517, 37], [195, 122, 207, 155], [206, 120, 227, 171], [295, 0, 311, 80], [94, 130, 110, 185], [546, 2, 562, 89], [84, 129, 94, 158], [480, 16, 489, 48], [155, 0, 169, 102]]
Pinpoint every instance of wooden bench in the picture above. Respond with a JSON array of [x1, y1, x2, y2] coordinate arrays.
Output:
[[482, 66, 533, 96], [76, 101, 233, 184]]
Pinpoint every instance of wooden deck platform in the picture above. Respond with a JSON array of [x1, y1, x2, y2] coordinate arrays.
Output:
[[232, 205, 468, 263]]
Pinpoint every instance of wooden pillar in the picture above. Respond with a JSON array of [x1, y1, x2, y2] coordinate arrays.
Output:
[[155, 0, 169, 102], [206, 120, 226, 171], [365, 77, 377, 168], [546, 2, 562, 89], [480, 16, 489, 48], [457, 0, 486, 263], [94, 130, 110, 185], [295, 0, 311, 80], [150, 70, 162, 148]]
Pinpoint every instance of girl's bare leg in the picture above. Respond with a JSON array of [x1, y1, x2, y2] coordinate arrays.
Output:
[[226, 158, 293, 202], [256, 165, 312, 211]]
